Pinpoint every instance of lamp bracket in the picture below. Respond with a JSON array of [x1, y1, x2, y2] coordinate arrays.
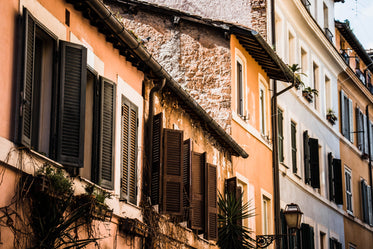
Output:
[[256, 234, 287, 248]]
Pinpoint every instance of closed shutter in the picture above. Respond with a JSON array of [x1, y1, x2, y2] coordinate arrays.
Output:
[[361, 180, 368, 223], [151, 113, 163, 205], [367, 185, 373, 225], [333, 159, 343, 205], [20, 9, 36, 147], [280, 210, 288, 249], [98, 77, 115, 189], [329, 238, 335, 249], [278, 108, 284, 163], [183, 139, 192, 220], [303, 131, 311, 184], [120, 97, 138, 205], [190, 152, 205, 231], [328, 152, 335, 201], [57, 41, 87, 168], [349, 98, 354, 143], [370, 121, 373, 160], [301, 223, 314, 249], [205, 163, 217, 240], [162, 129, 183, 216], [291, 121, 297, 173], [309, 138, 320, 188], [341, 90, 347, 138], [356, 108, 363, 150], [363, 114, 368, 154]]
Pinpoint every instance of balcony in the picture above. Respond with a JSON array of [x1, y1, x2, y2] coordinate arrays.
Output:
[[301, 0, 311, 12], [356, 69, 366, 85], [341, 50, 350, 65], [324, 28, 333, 42]]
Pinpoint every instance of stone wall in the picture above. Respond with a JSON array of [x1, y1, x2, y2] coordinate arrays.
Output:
[[133, 0, 268, 40], [112, 6, 233, 132]]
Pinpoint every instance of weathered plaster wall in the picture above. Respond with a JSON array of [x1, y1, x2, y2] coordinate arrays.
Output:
[[112, 6, 233, 132], [134, 0, 268, 39]]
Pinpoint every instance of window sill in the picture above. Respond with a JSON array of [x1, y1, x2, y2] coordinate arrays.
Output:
[[29, 149, 64, 168]]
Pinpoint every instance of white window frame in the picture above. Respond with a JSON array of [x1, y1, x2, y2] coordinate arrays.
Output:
[[345, 166, 353, 214], [259, 78, 268, 136], [235, 49, 247, 119]]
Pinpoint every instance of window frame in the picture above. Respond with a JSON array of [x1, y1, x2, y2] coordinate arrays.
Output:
[[341, 90, 353, 142], [235, 50, 247, 119], [259, 80, 268, 136], [345, 167, 353, 214]]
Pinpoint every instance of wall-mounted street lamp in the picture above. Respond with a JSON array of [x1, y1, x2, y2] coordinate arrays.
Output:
[[256, 203, 303, 248]]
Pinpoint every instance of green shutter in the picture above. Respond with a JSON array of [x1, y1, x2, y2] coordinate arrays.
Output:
[[57, 41, 87, 167], [98, 77, 115, 189], [278, 108, 284, 163], [333, 158, 343, 205], [291, 121, 297, 173], [328, 152, 335, 201], [309, 138, 320, 188], [303, 131, 311, 184]]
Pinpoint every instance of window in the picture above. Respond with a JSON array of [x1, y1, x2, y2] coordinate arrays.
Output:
[[325, 76, 331, 113], [329, 238, 342, 249], [345, 167, 353, 213], [327, 153, 343, 204], [151, 114, 218, 240], [20, 9, 87, 167], [356, 107, 368, 155], [320, 231, 326, 249], [262, 196, 271, 235], [301, 223, 315, 249], [226, 177, 243, 228], [341, 90, 353, 142], [288, 32, 295, 65], [303, 131, 320, 188], [278, 108, 284, 163], [361, 179, 373, 225], [313, 63, 319, 110], [259, 85, 267, 135], [301, 48, 308, 84], [236, 58, 245, 117], [20, 9, 117, 189], [291, 121, 297, 173], [323, 2, 329, 29], [120, 97, 138, 204]]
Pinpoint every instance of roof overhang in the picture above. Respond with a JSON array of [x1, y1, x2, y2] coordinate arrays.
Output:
[[335, 21, 373, 72]]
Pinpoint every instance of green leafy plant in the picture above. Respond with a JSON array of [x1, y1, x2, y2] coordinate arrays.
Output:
[[217, 191, 256, 249], [288, 64, 306, 90], [326, 108, 338, 124]]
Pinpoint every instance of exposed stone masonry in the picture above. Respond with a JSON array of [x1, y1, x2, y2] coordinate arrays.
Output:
[[112, 6, 232, 132]]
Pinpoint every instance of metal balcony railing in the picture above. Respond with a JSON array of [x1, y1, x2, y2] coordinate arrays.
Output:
[[341, 50, 350, 65], [324, 28, 333, 42], [356, 69, 366, 85]]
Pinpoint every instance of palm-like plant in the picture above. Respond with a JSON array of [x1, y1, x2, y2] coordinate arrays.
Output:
[[217, 191, 256, 249]]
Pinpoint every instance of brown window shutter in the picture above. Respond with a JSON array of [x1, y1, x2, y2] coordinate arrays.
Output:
[[20, 9, 36, 147], [98, 77, 115, 189], [151, 113, 163, 205], [205, 163, 218, 240], [236, 186, 243, 228], [120, 97, 138, 205], [183, 139, 192, 220], [162, 129, 184, 216], [57, 41, 87, 168], [190, 152, 205, 231]]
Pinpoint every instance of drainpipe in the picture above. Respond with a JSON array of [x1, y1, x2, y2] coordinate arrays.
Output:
[[366, 105, 373, 221], [146, 78, 165, 199], [270, 0, 282, 248]]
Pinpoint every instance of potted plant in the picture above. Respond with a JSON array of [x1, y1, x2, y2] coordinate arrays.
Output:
[[288, 64, 306, 90], [302, 87, 318, 103], [326, 109, 338, 125]]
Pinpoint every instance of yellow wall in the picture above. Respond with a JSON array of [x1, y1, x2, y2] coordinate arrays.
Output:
[[230, 35, 274, 236]]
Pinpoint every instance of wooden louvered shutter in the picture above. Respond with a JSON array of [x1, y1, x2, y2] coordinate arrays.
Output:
[[309, 138, 320, 188], [280, 210, 288, 249], [183, 139, 192, 220], [301, 223, 314, 249], [57, 41, 87, 167], [190, 152, 205, 231], [356, 108, 363, 150], [278, 108, 284, 163], [329, 238, 334, 249], [328, 153, 335, 201], [303, 131, 311, 184], [162, 129, 183, 216], [361, 180, 369, 223], [120, 97, 138, 205], [341, 90, 347, 138], [98, 77, 115, 189], [20, 9, 36, 147], [151, 113, 162, 205], [367, 185, 373, 225], [333, 158, 343, 205], [363, 114, 369, 154], [370, 121, 373, 160], [349, 98, 354, 142], [205, 163, 217, 240]]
